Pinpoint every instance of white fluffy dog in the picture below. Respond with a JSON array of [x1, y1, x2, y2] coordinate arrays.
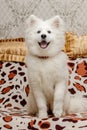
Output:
[[25, 15, 87, 118], [25, 15, 68, 118]]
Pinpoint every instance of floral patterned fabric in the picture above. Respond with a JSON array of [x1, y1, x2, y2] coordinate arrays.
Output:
[[0, 59, 87, 130]]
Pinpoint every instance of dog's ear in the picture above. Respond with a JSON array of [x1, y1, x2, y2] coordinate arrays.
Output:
[[48, 16, 64, 29], [26, 15, 41, 27]]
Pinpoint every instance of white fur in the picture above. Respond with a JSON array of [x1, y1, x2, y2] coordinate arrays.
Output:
[[64, 93, 87, 115], [25, 15, 87, 118], [25, 15, 68, 118], [69, 95, 87, 113]]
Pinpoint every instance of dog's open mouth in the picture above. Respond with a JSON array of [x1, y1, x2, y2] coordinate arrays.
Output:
[[38, 41, 50, 49]]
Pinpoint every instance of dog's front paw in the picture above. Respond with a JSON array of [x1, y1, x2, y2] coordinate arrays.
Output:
[[53, 109, 63, 117]]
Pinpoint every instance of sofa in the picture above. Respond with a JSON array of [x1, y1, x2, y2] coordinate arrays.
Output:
[[0, 33, 87, 130]]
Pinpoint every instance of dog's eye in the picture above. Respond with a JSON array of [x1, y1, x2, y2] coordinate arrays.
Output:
[[47, 30, 51, 34], [37, 30, 41, 34]]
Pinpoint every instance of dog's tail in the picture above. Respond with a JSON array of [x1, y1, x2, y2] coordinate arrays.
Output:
[[64, 93, 87, 115]]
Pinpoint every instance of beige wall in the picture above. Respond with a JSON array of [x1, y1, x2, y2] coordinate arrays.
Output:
[[0, 0, 87, 38]]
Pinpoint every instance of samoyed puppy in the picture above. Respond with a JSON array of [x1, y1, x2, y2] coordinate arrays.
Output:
[[25, 15, 69, 118]]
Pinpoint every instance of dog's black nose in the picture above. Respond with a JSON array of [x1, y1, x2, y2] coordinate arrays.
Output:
[[41, 34, 46, 39]]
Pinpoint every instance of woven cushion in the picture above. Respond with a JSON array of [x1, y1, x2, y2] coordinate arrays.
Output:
[[0, 38, 28, 62], [64, 32, 87, 58]]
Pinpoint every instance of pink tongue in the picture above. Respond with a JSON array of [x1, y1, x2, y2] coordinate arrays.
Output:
[[40, 41, 47, 49]]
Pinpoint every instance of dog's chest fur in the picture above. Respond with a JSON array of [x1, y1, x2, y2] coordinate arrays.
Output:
[[27, 52, 67, 105]]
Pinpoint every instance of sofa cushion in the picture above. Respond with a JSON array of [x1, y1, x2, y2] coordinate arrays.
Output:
[[0, 61, 29, 110], [68, 58, 87, 96], [0, 108, 87, 129], [64, 32, 87, 58], [0, 38, 28, 62]]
